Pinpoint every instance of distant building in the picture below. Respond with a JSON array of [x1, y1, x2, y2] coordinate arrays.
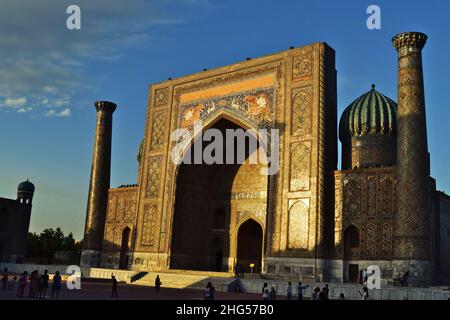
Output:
[[0, 180, 34, 262]]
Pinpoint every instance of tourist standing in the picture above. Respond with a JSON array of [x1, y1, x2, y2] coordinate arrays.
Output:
[[155, 275, 162, 292], [312, 286, 320, 300], [286, 282, 292, 300], [238, 264, 244, 278], [323, 283, 330, 299], [262, 283, 270, 300], [8, 276, 17, 293], [1, 268, 8, 290], [209, 282, 215, 300], [17, 271, 27, 297], [111, 274, 118, 298], [28, 270, 40, 298], [269, 287, 276, 300], [297, 281, 309, 301], [204, 282, 215, 300], [39, 270, 49, 298], [51, 271, 62, 299]]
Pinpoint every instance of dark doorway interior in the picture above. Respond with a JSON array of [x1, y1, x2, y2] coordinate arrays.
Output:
[[344, 225, 360, 260], [237, 219, 263, 273], [212, 237, 223, 271], [348, 264, 359, 283], [119, 227, 131, 269]]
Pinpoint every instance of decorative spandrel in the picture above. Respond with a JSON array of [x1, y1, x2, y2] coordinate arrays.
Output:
[[178, 88, 275, 130]]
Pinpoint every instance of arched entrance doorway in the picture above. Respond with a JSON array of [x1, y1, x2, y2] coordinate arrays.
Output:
[[236, 219, 263, 273], [119, 227, 131, 269], [343, 225, 360, 282], [170, 117, 268, 272]]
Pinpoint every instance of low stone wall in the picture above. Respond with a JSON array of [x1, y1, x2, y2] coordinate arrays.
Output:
[[238, 278, 450, 300]]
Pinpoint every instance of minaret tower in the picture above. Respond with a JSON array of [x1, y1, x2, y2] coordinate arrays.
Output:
[[392, 32, 432, 285], [81, 101, 117, 267]]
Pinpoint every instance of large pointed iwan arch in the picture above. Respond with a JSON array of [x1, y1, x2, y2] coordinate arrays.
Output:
[[167, 114, 269, 272]]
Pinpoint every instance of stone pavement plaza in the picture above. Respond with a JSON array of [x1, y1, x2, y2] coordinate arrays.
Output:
[[2, 279, 450, 300], [0, 281, 264, 300]]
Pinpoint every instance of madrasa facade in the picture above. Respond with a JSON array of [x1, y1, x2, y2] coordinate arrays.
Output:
[[81, 32, 450, 286]]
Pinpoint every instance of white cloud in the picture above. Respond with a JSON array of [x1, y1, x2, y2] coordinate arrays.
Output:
[[17, 107, 33, 114], [45, 108, 71, 118], [0, 0, 193, 117], [54, 96, 70, 107], [44, 86, 58, 94], [59, 108, 71, 117], [3, 97, 27, 108]]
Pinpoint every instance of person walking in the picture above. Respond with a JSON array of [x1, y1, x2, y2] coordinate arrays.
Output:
[[51, 271, 62, 299], [155, 275, 162, 292], [111, 274, 118, 298], [262, 283, 270, 300], [17, 272, 27, 297], [1, 268, 8, 290], [39, 270, 49, 299], [286, 282, 292, 300], [362, 269, 368, 285], [297, 281, 309, 301], [359, 286, 369, 300]]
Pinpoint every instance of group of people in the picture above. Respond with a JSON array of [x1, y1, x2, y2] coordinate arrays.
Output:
[[1, 268, 62, 299], [263, 282, 328, 300], [261, 283, 278, 300], [262, 282, 369, 300]]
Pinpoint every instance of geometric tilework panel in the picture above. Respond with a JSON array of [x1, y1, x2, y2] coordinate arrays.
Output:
[[288, 200, 309, 249], [140, 204, 158, 246], [291, 87, 312, 136], [289, 141, 311, 191], [146, 157, 162, 198]]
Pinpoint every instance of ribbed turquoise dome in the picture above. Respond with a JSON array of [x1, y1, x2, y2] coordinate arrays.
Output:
[[18, 179, 35, 192], [339, 85, 397, 141]]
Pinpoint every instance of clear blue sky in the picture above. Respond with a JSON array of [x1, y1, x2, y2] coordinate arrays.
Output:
[[0, 0, 449, 240]]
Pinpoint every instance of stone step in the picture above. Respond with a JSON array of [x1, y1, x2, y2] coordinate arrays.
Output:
[[132, 271, 236, 291]]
